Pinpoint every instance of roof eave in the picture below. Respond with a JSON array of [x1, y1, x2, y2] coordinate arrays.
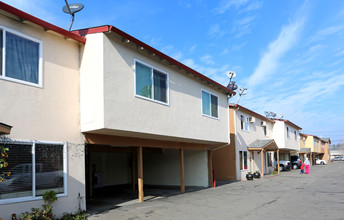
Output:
[[0, 2, 86, 44]]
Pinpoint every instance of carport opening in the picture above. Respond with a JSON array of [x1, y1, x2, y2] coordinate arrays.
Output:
[[85, 145, 207, 214]]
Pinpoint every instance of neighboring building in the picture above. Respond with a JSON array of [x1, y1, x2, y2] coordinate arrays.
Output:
[[213, 104, 279, 181], [0, 2, 86, 218], [321, 138, 331, 162], [299, 133, 311, 162], [0, 3, 236, 218], [301, 134, 326, 165], [272, 119, 302, 164]]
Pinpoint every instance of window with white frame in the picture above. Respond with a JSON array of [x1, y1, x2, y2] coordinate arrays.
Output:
[[0, 141, 66, 202], [239, 151, 248, 170], [240, 115, 250, 132], [0, 26, 42, 87], [202, 90, 218, 118], [135, 60, 168, 104]]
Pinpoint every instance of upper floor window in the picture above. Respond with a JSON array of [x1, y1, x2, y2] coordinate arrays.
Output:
[[294, 131, 297, 140], [286, 127, 290, 138], [0, 27, 42, 87], [135, 60, 169, 104], [240, 115, 250, 132], [202, 90, 218, 118], [263, 126, 267, 136]]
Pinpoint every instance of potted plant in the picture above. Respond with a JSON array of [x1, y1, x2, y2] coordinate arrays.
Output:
[[254, 171, 261, 179], [246, 172, 254, 180]]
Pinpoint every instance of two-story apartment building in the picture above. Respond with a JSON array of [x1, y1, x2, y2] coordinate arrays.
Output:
[[0, 2, 236, 218], [0, 2, 86, 218], [213, 104, 279, 181], [301, 134, 331, 165], [272, 119, 302, 164], [74, 25, 235, 203]]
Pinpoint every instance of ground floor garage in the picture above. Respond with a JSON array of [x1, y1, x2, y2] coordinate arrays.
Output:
[[84, 133, 218, 212]]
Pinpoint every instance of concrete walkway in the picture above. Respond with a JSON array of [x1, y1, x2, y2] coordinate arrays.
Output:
[[88, 162, 344, 220]]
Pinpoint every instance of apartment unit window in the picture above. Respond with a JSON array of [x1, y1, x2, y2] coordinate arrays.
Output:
[[263, 126, 267, 136], [267, 152, 272, 167], [240, 115, 250, 132], [135, 60, 168, 104], [239, 151, 248, 170], [294, 131, 297, 140], [286, 127, 290, 138], [202, 90, 218, 118], [0, 141, 66, 203], [0, 27, 42, 87]]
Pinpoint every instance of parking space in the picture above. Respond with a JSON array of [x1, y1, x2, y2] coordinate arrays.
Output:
[[88, 162, 344, 219]]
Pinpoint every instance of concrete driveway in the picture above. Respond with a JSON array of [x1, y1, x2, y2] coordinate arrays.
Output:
[[88, 162, 344, 220]]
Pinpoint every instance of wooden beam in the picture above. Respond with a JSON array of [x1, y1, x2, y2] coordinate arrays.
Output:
[[208, 150, 213, 188], [179, 149, 185, 193], [277, 149, 280, 175], [137, 146, 144, 202], [84, 133, 214, 150], [261, 149, 264, 177]]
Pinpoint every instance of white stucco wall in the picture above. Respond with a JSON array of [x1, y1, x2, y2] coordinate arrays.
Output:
[[273, 121, 300, 151], [80, 33, 229, 144], [144, 149, 208, 187], [0, 14, 85, 219]]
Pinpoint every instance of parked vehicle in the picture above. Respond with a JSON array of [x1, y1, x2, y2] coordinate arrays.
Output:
[[315, 158, 327, 165], [331, 156, 344, 162], [275, 160, 291, 171], [291, 156, 302, 169]]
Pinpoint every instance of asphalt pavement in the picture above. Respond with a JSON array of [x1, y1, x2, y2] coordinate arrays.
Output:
[[88, 162, 344, 220]]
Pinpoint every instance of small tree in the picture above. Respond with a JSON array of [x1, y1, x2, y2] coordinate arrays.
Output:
[[0, 143, 10, 182]]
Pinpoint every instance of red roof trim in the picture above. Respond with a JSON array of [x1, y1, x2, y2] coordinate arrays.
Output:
[[0, 2, 86, 44], [229, 104, 275, 123], [73, 25, 235, 95]]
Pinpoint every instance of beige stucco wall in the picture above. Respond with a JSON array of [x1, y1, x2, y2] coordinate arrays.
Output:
[[80, 33, 229, 144], [0, 14, 85, 219]]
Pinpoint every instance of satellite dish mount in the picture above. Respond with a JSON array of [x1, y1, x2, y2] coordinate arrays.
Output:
[[226, 71, 238, 91], [63, 0, 84, 31]]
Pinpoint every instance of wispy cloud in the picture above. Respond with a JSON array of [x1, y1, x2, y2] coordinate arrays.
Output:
[[309, 25, 344, 43], [246, 16, 306, 88], [215, 0, 249, 14], [200, 55, 215, 65]]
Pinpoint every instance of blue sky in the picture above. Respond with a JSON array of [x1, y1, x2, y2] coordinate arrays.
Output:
[[4, 0, 344, 144]]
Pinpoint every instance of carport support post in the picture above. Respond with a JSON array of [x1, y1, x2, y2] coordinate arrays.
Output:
[[208, 150, 213, 188], [261, 149, 264, 177], [277, 149, 280, 175], [137, 146, 144, 202], [179, 149, 185, 193]]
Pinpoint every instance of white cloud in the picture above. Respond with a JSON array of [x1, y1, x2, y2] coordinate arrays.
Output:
[[309, 25, 344, 43], [215, 0, 249, 14], [200, 55, 215, 65], [246, 17, 305, 88], [208, 24, 225, 38]]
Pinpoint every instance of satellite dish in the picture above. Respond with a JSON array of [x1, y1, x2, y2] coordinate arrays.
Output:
[[62, 1, 84, 31], [226, 71, 236, 79], [62, 3, 84, 14], [227, 81, 238, 90], [264, 111, 277, 119]]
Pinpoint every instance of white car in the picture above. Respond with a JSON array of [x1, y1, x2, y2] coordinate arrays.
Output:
[[316, 158, 327, 165]]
